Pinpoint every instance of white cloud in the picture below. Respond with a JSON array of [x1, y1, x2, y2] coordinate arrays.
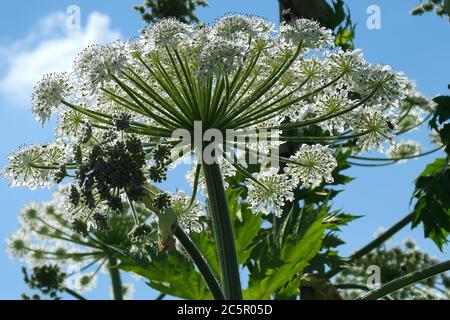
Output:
[[0, 11, 121, 107]]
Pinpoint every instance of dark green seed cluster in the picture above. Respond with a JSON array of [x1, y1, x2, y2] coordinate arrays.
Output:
[[93, 212, 111, 231], [153, 192, 172, 212], [128, 223, 152, 243], [21, 265, 66, 300], [149, 165, 167, 183], [69, 185, 80, 207], [153, 144, 171, 164], [112, 113, 132, 131], [71, 219, 89, 238], [148, 144, 172, 183], [72, 134, 147, 213]]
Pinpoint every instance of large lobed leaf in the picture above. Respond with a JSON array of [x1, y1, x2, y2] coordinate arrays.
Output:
[[119, 248, 212, 300], [244, 206, 330, 299], [412, 158, 450, 250]]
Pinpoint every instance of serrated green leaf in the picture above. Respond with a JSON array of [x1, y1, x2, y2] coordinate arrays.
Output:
[[430, 95, 450, 130], [244, 208, 329, 300], [119, 249, 212, 300], [190, 230, 221, 278], [322, 233, 346, 248], [234, 206, 262, 264], [412, 158, 450, 250]]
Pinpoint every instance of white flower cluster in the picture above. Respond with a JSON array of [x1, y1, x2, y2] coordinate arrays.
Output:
[[7, 199, 85, 267], [212, 14, 275, 41], [2, 143, 67, 189], [310, 89, 352, 133], [4, 14, 433, 223], [74, 41, 130, 94], [246, 167, 294, 218], [353, 108, 396, 152], [286, 144, 338, 188], [198, 38, 246, 77], [32, 73, 70, 125], [170, 191, 206, 233], [141, 18, 193, 50], [387, 140, 422, 162], [6, 185, 153, 295], [280, 19, 334, 49]]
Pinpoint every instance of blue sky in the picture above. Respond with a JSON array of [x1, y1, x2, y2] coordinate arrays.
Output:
[[0, 0, 449, 300]]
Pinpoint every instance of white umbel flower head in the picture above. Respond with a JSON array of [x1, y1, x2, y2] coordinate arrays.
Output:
[[212, 14, 274, 41], [285, 144, 337, 188], [141, 18, 192, 51], [6, 230, 30, 259], [56, 109, 89, 141], [387, 140, 422, 162], [18, 203, 41, 228], [397, 112, 422, 132], [171, 191, 206, 233], [359, 65, 408, 104], [74, 41, 129, 94], [325, 49, 367, 81], [72, 272, 98, 293], [311, 89, 353, 133], [430, 129, 443, 147], [32, 72, 70, 125], [198, 38, 247, 78], [2, 143, 66, 189], [246, 167, 294, 218], [280, 19, 333, 49], [353, 108, 396, 152]]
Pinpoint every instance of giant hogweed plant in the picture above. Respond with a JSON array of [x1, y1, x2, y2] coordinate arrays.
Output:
[[2, 14, 442, 300]]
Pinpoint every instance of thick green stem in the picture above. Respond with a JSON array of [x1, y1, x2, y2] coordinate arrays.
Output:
[[64, 288, 87, 300], [359, 260, 450, 300], [174, 227, 225, 300], [334, 283, 370, 291], [155, 293, 166, 300], [143, 184, 224, 299], [326, 213, 413, 279], [203, 163, 243, 300], [108, 257, 123, 300]]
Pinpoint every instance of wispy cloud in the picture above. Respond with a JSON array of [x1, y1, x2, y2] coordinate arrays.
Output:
[[0, 11, 121, 108]]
